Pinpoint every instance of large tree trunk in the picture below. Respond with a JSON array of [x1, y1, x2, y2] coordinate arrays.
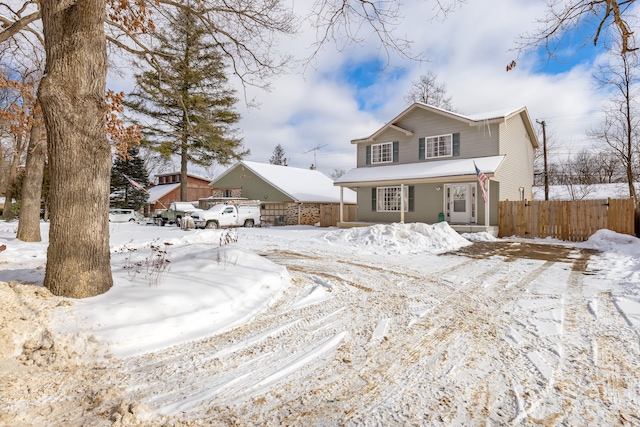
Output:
[[16, 110, 47, 242], [39, 0, 112, 298]]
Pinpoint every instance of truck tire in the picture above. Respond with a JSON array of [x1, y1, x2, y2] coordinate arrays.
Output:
[[205, 220, 219, 229], [244, 219, 254, 228]]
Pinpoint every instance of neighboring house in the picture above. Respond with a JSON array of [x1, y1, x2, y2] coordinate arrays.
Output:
[[334, 103, 539, 233], [207, 161, 357, 226], [144, 172, 212, 216]]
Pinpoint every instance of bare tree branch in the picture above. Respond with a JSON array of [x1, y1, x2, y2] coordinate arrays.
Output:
[[0, 9, 39, 44], [516, 0, 638, 62]]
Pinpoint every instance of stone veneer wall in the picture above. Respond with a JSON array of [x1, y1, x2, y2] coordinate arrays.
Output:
[[287, 203, 321, 226], [210, 188, 243, 198]]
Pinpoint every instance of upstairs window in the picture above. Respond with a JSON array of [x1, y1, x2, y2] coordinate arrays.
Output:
[[372, 142, 393, 164], [366, 141, 399, 164], [426, 134, 452, 158]]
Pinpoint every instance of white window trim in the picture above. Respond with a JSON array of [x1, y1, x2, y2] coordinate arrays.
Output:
[[425, 133, 453, 159], [371, 141, 393, 164], [377, 186, 409, 212]]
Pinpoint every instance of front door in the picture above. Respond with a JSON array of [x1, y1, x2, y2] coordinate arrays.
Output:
[[447, 184, 474, 224]]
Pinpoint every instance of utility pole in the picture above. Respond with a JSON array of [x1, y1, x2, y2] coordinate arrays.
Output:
[[536, 119, 549, 201]]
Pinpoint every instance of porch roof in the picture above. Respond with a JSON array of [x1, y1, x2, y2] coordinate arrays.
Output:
[[334, 155, 505, 187]]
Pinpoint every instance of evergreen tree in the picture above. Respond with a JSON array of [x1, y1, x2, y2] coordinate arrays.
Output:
[[269, 144, 287, 165], [110, 147, 150, 210], [125, 3, 247, 201]]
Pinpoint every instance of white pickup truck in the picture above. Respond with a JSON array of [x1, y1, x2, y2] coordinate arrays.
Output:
[[192, 203, 261, 229]]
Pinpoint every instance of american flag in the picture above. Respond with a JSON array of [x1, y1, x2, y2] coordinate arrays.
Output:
[[474, 162, 488, 203], [124, 175, 145, 191]]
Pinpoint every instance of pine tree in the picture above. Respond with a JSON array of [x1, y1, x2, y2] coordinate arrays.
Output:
[[110, 147, 150, 210], [125, 3, 247, 201], [269, 144, 287, 165]]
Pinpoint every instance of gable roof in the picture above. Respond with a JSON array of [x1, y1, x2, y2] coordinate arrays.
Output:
[[352, 102, 539, 149], [334, 155, 505, 187], [146, 183, 181, 203], [213, 161, 357, 204]]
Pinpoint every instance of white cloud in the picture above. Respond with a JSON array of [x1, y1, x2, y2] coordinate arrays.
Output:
[[230, 0, 611, 176], [111, 0, 612, 177]]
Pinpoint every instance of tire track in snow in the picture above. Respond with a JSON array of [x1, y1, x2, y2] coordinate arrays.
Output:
[[111, 244, 633, 426], [590, 291, 640, 424], [342, 258, 558, 425], [529, 250, 640, 425]]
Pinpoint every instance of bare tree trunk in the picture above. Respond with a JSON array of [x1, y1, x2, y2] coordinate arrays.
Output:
[[180, 143, 188, 202], [2, 135, 24, 221], [39, 0, 112, 298], [2, 188, 14, 220], [180, 111, 188, 202], [0, 141, 5, 197], [16, 110, 46, 242]]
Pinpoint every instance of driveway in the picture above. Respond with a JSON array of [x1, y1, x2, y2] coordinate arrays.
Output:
[[1, 239, 637, 426]]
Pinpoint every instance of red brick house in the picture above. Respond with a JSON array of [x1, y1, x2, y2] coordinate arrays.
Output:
[[144, 172, 211, 216]]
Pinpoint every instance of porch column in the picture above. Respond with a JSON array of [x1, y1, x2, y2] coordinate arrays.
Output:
[[339, 187, 344, 223], [400, 184, 405, 224], [485, 179, 490, 227]]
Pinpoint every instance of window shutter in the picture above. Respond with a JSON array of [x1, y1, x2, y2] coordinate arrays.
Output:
[[408, 186, 415, 212], [366, 145, 371, 164], [453, 133, 460, 156], [393, 141, 399, 162], [371, 188, 377, 211], [418, 138, 425, 159]]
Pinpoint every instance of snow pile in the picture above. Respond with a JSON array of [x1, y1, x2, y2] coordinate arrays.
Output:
[[580, 229, 640, 286], [461, 231, 499, 242], [323, 222, 472, 254], [57, 243, 289, 358], [580, 229, 640, 255]]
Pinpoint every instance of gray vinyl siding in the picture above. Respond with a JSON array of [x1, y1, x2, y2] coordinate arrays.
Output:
[[356, 108, 500, 167], [494, 114, 535, 201], [356, 181, 500, 226], [469, 180, 499, 225], [357, 184, 445, 224]]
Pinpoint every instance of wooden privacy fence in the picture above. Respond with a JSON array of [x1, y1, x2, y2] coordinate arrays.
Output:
[[319, 204, 357, 227], [499, 198, 635, 242]]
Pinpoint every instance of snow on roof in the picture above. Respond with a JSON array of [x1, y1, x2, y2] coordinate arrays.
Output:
[[155, 171, 211, 182], [334, 156, 505, 185], [229, 161, 357, 204], [413, 103, 526, 122], [351, 103, 537, 148], [146, 183, 180, 203]]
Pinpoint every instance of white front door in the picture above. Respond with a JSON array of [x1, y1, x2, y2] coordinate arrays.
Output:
[[448, 184, 473, 224]]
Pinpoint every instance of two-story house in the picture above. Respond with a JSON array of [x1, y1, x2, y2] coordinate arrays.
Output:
[[334, 103, 539, 234]]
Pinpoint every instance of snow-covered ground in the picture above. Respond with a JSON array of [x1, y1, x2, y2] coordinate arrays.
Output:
[[532, 183, 640, 201], [0, 221, 639, 426]]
